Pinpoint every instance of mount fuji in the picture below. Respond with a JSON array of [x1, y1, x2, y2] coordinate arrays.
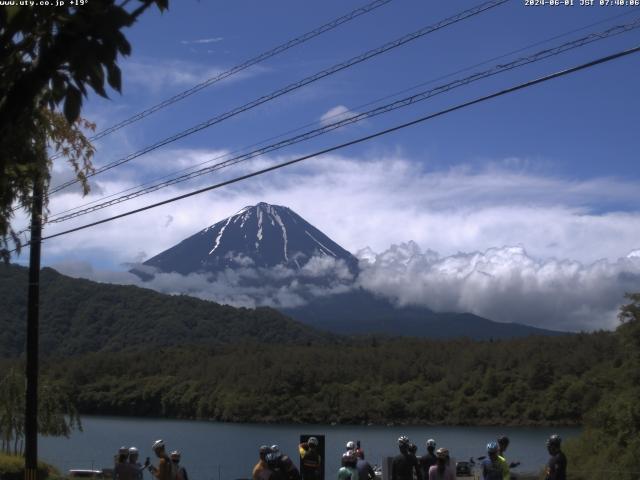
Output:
[[138, 202, 563, 339], [143, 202, 358, 276]]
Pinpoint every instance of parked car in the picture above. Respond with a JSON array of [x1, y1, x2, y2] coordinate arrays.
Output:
[[68, 470, 103, 479], [455, 461, 472, 476]]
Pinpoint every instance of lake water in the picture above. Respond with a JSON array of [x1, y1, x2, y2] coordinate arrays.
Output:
[[39, 416, 580, 479]]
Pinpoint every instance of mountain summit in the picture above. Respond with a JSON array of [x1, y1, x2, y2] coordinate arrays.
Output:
[[143, 202, 358, 275]]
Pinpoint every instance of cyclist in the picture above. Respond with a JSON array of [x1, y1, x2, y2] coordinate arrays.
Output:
[[169, 451, 188, 480], [299, 437, 322, 480], [544, 435, 567, 480], [338, 450, 358, 480], [497, 435, 520, 478], [254, 446, 272, 480], [148, 440, 172, 480], [355, 445, 376, 480], [481, 442, 507, 480], [427, 448, 454, 480], [419, 439, 437, 479], [391, 436, 421, 480]]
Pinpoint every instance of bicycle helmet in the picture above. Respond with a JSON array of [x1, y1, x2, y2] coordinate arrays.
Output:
[[487, 442, 499, 453], [546, 434, 562, 447]]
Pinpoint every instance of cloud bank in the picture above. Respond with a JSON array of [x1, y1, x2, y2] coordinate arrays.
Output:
[[356, 243, 640, 332], [52, 244, 640, 332]]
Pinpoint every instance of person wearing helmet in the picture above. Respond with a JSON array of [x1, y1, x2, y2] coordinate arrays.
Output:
[[355, 443, 375, 480], [266, 452, 287, 480], [419, 439, 437, 479], [338, 450, 358, 480], [127, 447, 150, 480], [480, 442, 507, 480], [254, 445, 272, 480], [148, 439, 173, 480], [345, 441, 356, 453], [496, 435, 520, 478], [278, 449, 301, 480], [427, 447, 454, 480], [544, 435, 566, 480], [391, 436, 422, 480], [299, 437, 321, 480], [170, 450, 188, 480], [114, 447, 130, 480]]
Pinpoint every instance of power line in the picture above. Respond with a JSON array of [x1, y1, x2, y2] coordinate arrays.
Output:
[[44, 18, 640, 225], [30, 44, 640, 246], [47, 10, 640, 222], [56, 0, 395, 148], [46, 0, 508, 196]]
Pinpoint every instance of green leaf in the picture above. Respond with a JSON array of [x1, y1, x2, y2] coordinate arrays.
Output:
[[63, 85, 82, 124], [106, 63, 122, 92]]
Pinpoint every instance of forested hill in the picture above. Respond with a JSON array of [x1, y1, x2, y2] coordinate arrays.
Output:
[[34, 331, 616, 426], [0, 264, 336, 357]]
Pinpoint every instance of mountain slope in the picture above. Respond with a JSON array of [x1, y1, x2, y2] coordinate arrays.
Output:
[[282, 288, 566, 339], [143, 202, 358, 275], [0, 264, 337, 358]]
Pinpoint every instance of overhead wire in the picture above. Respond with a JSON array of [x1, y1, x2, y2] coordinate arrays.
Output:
[[43, 18, 640, 225], [24, 43, 640, 247], [53, 0, 395, 149], [46, 9, 640, 222], [45, 0, 509, 197]]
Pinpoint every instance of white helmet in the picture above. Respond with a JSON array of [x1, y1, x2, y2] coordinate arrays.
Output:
[[346, 441, 356, 451], [152, 439, 165, 451], [426, 439, 436, 448], [170, 450, 181, 461], [129, 447, 139, 456]]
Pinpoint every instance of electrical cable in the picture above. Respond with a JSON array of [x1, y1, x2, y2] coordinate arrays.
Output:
[[46, 0, 508, 196], [25, 44, 639, 247], [44, 18, 640, 225], [46, 9, 640, 221], [53, 0, 394, 149]]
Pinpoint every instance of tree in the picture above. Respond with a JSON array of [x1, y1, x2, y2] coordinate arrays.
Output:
[[0, 0, 169, 261], [0, 368, 81, 455]]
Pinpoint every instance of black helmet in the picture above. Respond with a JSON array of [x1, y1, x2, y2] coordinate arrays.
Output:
[[398, 436, 410, 448], [497, 435, 509, 447]]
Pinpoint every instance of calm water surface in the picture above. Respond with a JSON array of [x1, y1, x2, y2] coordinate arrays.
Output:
[[39, 416, 580, 479]]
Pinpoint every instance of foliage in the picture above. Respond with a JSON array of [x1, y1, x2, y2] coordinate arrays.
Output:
[[19, 331, 613, 427], [0, 453, 60, 480], [564, 293, 640, 479], [0, 0, 169, 261], [0, 264, 337, 357], [0, 368, 81, 455]]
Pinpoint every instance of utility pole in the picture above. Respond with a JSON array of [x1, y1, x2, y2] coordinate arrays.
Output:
[[25, 175, 43, 480]]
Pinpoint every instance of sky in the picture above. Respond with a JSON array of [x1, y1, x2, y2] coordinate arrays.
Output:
[[12, 0, 640, 331]]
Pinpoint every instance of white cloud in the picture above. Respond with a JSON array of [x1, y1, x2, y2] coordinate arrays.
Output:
[[119, 58, 263, 94], [33, 152, 640, 269], [50, 243, 640, 332], [319, 105, 358, 126], [180, 37, 224, 45], [356, 243, 640, 332]]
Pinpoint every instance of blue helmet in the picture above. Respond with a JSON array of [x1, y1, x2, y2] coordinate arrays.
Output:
[[487, 441, 499, 453]]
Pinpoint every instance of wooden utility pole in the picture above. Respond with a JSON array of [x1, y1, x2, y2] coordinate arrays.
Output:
[[25, 176, 43, 480]]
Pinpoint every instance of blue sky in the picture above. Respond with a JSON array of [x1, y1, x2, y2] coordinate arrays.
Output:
[[13, 0, 640, 330]]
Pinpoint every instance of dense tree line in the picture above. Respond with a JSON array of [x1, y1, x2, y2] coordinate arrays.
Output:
[[19, 331, 613, 427], [0, 265, 336, 357]]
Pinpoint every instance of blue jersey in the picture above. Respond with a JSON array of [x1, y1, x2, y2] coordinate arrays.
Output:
[[481, 458, 504, 480]]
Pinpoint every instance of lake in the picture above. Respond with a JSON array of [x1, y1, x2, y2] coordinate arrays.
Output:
[[39, 416, 580, 479]]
